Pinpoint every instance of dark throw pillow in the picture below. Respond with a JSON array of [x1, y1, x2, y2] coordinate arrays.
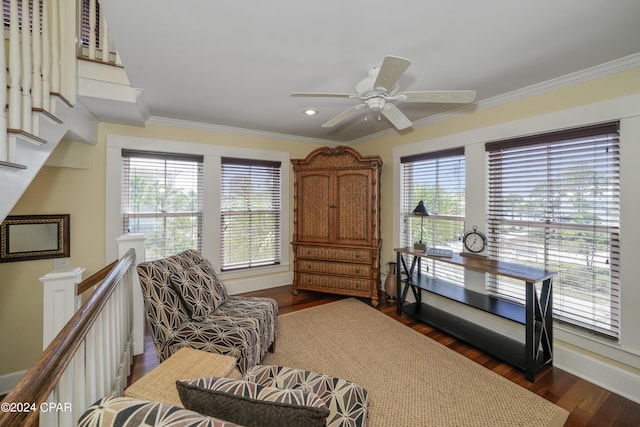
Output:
[[176, 376, 329, 427]]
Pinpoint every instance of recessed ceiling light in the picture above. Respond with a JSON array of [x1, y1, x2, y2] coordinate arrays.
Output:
[[303, 109, 317, 116]]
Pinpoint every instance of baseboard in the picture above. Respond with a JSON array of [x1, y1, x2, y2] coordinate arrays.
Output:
[[0, 370, 25, 395], [554, 343, 640, 404], [224, 271, 293, 295]]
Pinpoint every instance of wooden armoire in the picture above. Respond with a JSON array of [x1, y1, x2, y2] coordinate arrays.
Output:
[[291, 146, 382, 307]]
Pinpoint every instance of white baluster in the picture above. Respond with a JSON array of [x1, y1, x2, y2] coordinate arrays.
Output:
[[21, 0, 33, 133], [101, 18, 110, 63], [73, 347, 86, 423], [32, 0, 43, 110], [84, 328, 98, 407], [93, 313, 105, 396], [109, 297, 118, 394], [88, 0, 96, 60], [0, 0, 7, 162], [55, 360, 74, 427], [42, 0, 51, 112], [50, 0, 60, 104], [102, 307, 113, 395], [8, 0, 22, 131]]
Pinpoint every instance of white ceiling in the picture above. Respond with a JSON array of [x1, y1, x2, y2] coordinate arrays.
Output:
[[98, 0, 640, 143]]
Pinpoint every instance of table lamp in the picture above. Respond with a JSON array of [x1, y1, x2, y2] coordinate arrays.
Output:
[[412, 200, 429, 251]]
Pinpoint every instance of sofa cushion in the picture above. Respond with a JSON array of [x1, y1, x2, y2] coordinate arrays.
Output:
[[77, 396, 242, 427], [244, 365, 369, 427], [170, 264, 218, 320], [176, 376, 330, 427]]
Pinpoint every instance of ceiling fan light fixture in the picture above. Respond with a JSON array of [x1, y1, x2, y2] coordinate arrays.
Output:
[[292, 55, 476, 131], [303, 108, 318, 116]]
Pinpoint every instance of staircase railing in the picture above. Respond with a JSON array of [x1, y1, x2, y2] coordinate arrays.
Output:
[[78, 0, 121, 66], [1, 0, 68, 166], [0, 247, 138, 426], [1, 0, 115, 168]]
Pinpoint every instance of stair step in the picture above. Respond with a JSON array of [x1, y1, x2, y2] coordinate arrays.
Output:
[[8, 129, 48, 145], [0, 160, 27, 171]]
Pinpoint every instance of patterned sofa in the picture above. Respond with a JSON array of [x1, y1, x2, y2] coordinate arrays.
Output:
[[79, 365, 369, 427], [136, 249, 278, 374]]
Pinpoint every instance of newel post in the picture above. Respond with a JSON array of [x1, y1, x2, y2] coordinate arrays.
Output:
[[116, 233, 145, 355], [40, 267, 85, 348]]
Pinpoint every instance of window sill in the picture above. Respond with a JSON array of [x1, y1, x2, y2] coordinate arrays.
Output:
[[219, 263, 290, 281]]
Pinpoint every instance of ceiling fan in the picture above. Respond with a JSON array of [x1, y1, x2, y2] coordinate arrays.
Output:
[[291, 55, 476, 130]]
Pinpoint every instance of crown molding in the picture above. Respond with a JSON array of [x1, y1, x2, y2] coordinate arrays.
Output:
[[409, 52, 640, 131], [146, 116, 337, 146]]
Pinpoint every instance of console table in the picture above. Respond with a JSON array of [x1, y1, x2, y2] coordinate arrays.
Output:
[[394, 247, 555, 382]]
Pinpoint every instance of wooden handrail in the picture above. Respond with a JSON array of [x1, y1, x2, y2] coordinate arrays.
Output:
[[0, 248, 136, 427], [76, 259, 118, 295]]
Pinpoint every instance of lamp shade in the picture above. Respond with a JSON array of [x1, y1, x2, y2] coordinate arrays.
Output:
[[412, 200, 429, 216]]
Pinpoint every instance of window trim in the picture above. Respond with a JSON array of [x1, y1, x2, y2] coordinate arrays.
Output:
[[121, 149, 205, 261], [106, 135, 290, 282], [220, 156, 282, 271], [399, 147, 466, 285], [485, 122, 621, 339]]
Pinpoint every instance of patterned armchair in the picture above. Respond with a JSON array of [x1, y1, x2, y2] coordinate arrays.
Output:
[[136, 249, 278, 374]]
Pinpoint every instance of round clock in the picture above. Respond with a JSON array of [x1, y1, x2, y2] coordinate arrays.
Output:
[[463, 226, 487, 253]]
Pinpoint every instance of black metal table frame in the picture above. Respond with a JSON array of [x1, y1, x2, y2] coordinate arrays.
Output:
[[396, 250, 554, 382]]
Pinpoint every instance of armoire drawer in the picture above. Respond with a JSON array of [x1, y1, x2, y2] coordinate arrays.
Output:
[[297, 273, 371, 292], [296, 245, 372, 263], [297, 259, 371, 278]]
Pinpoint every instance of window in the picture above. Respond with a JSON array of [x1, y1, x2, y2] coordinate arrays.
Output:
[[121, 150, 203, 261], [400, 148, 466, 284], [486, 122, 620, 339], [220, 157, 281, 271]]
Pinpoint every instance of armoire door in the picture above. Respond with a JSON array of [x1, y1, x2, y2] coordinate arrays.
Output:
[[296, 170, 331, 243], [333, 169, 371, 245]]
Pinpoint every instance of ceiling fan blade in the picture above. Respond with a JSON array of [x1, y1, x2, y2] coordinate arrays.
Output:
[[321, 104, 365, 127], [382, 103, 412, 130], [291, 92, 354, 98], [396, 90, 477, 103], [373, 55, 411, 93]]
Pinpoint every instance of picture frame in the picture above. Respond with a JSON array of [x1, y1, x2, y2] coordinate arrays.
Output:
[[0, 214, 70, 262]]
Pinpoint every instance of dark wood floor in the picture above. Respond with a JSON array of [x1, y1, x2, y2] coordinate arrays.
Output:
[[128, 285, 640, 427]]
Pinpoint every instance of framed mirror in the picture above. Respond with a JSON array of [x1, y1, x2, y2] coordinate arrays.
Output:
[[0, 214, 70, 262]]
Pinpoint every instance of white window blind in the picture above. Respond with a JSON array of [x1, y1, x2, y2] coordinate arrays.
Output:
[[400, 148, 466, 284], [486, 122, 620, 339], [220, 157, 281, 271], [121, 149, 203, 261]]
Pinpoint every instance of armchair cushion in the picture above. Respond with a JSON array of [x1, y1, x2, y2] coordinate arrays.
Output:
[[170, 264, 220, 320], [176, 376, 329, 427], [244, 365, 369, 427]]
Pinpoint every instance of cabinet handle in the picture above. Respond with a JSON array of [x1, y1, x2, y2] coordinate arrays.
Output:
[[330, 205, 337, 208]]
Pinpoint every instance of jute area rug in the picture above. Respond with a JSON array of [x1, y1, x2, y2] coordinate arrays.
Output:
[[262, 298, 568, 427]]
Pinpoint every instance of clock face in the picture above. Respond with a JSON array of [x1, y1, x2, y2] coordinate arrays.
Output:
[[463, 230, 486, 253]]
